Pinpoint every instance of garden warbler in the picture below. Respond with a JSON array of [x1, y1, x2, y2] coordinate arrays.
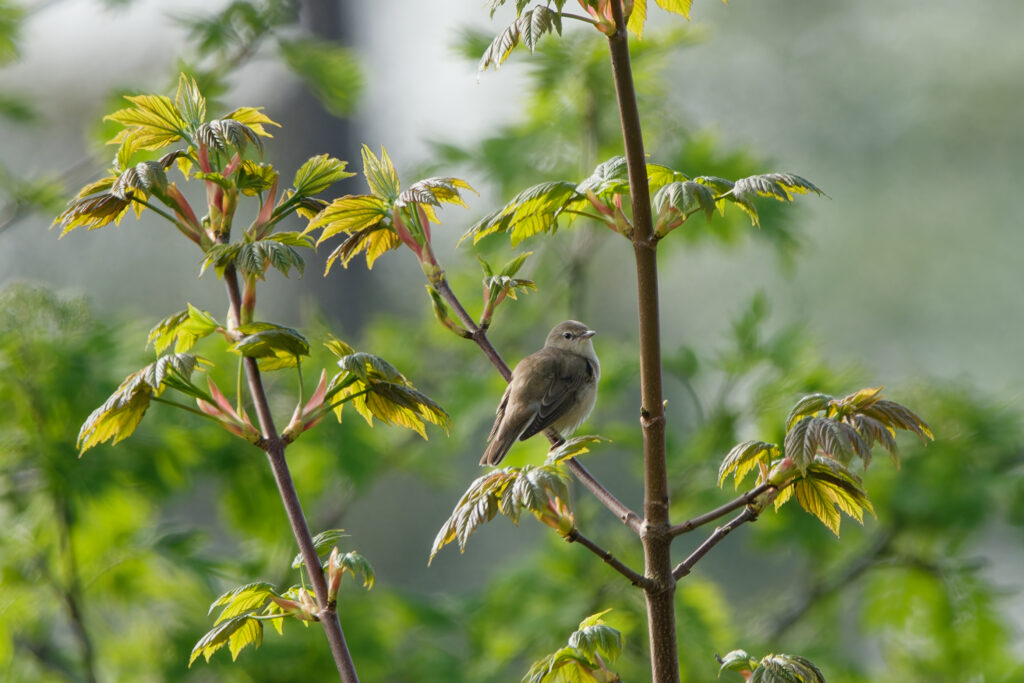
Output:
[[480, 320, 600, 466]]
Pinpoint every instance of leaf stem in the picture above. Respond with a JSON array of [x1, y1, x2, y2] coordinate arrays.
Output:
[[151, 396, 222, 421]]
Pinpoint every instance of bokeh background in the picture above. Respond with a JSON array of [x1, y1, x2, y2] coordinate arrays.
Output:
[[1, 0, 1023, 681]]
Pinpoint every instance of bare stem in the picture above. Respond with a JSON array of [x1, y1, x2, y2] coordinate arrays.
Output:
[[566, 528, 651, 588], [605, 2, 677, 680], [672, 506, 759, 581], [223, 264, 359, 683], [669, 483, 773, 537]]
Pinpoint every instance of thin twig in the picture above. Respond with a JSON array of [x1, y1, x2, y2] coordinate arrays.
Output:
[[669, 483, 773, 538], [566, 458, 642, 533], [672, 506, 759, 581], [566, 528, 651, 588]]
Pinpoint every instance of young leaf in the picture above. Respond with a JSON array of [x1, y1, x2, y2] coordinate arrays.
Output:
[[292, 154, 354, 198], [105, 93, 189, 151], [77, 352, 205, 454], [463, 180, 580, 245], [718, 440, 780, 488], [175, 72, 207, 130], [208, 582, 277, 623], [361, 144, 400, 202], [396, 176, 476, 212], [224, 106, 280, 138], [291, 529, 349, 568], [569, 610, 622, 664], [147, 304, 219, 354], [189, 614, 263, 666], [547, 435, 609, 463], [231, 323, 310, 368], [478, 6, 563, 73], [196, 118, 265, 155], [430, 464, 569, 563]]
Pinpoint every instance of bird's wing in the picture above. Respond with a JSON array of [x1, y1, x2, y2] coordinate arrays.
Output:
[[518, 350, 593, 441], [487, 383, 513, 442]]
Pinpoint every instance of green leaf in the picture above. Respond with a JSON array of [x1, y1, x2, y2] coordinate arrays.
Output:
[[653, 180, 717, 230], [396, 176, 476, 212], [146, 304, 219, 354], [174, 72, 207, 130], [77, 353, 204, 454], [718, 440, 779, 488], [719, 649, 758, 675], [569, 610, 622, 663], [333, 550, 376, 590], [360, 144, 401, 202], [279, 39, 363, 117], [293, 154, 354, 198], [464, 180, 581, 245], [196, 118, 265, 155], [750, 653, 827, 683], [726, 173, 826, 228], [430, 465, 568, 563], [308, 194, 389, 244], [478, 7, 562, 73], [105, 93, 188, 151], [330, 350, 451, 438], [208, 582, 276, 623], [224, 106, 280, 138], [236, 161, 278, 196], [231, 323, 309, 370], [291, 529, 349, 569], [577, 156, 630, 196], [547, 435, 609, 463], [189, 614, 263, 666], [793, 477, 842, 535]]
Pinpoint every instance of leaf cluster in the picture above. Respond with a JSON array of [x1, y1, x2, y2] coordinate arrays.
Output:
[[718, 387, 932, 534], [430, 464, 574, 563], [719, 649, 826, 683], [464, 155, 824, 246], [525, 609, 623, 683]]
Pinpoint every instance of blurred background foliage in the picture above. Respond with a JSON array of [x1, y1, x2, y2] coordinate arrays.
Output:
[[1, 0, 1022, 681]]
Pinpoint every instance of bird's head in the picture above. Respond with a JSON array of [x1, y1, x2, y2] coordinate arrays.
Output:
[[545, 320, 596, 353]]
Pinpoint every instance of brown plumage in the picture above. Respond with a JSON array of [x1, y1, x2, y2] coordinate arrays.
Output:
[[480, 320, 600, 466]]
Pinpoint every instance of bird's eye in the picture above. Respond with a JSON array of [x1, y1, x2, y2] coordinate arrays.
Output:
[[562, 331, 573, 340]]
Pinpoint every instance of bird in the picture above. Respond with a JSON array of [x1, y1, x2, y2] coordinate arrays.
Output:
[[480, 320, 600, 466]]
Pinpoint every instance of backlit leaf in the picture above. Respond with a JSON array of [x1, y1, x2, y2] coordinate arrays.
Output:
[[361, 145, 400, 202], [309, 194, 389, 244], [718, 440, 779, 488], [105, 93, 188, 151], [189, 614, 263, 666], [175, 72, 206, 129], [224, 106, 280, 137], [232, 323, 309, 363], [464, 180, 580, 245], [293, 154, 354, 198]]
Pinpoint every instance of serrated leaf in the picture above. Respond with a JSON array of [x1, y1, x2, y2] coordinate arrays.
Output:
[[361, 145, 400, 202], [236, 161, 278, 196], [189, 614, 263, 666], [547, 435, 609, 463], [396, 176, 476, 212], [718, 440, 779, 488], [577, 156, 630, 196], [309, 193, 388, 241], [569, 618, 622, 663], [794, 478, 841, 535], [53, 190, 132, 235], [232, 323, 309, 361], [464, 180, 581, 245], [77, 353, 203, 454], [430, 465, 567, 563], [224, 106, 280, 138], [786, 393, 832, 429], [105, 93, 188, 151], [293, 154, 354, 198], [719, 649, 758, 674], [175, 72, 206, 129], [209, 582, 276, 623], [333, 551, 376, 590], [196, 118, 264, 155], [653, 180, 717, 227], [750, 653, 827, 683], [291, 529, 349, 568]]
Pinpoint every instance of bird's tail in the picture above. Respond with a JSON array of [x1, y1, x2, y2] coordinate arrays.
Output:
[[479, 431, 517, 467]]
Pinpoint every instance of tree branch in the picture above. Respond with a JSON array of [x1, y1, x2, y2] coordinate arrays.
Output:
[[672, 506, 759, 581], [223, 263, 360, 683], [566, 528, 651, 588], [669, 483, 773, 538]]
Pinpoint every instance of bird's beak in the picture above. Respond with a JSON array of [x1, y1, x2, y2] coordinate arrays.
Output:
[[581, 329, 596, 339]]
